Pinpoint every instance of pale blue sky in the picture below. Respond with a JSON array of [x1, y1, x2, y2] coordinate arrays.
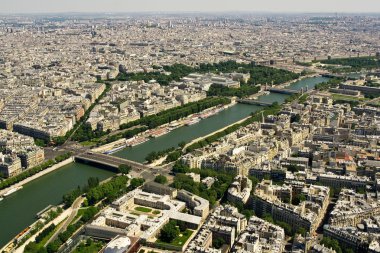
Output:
[[0, 0, 379, 13]]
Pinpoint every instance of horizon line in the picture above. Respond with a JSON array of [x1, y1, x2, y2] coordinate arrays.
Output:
[[1, 10, 380, 15]]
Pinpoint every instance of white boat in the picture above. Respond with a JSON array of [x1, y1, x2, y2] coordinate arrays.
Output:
[[2, 186, 23, 197], [127, 137, 149, 147], [103, 145, 126, 154], [186, 118, 201, 126]]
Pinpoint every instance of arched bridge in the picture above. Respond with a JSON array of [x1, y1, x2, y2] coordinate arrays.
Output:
[[237, 99, 273, 106], [268, 88, 301, 95]]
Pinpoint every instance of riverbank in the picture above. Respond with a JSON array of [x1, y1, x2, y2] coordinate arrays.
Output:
[[182, 115, 252, 152], [0, 163, 115, 248], [0, 157, 74, 198], [271, 73, 319, 90], [144, 113, 254, 166], [1, 207, 71, 253], [92, 101, 237, 154], [0, 76, 331, 248]]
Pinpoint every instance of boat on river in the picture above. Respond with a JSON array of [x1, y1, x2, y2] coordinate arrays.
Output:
[[186, 117, 201, 126], [2, 186, 23, 197], [103, 145, 127, 154], [126, 137, 149, 147]]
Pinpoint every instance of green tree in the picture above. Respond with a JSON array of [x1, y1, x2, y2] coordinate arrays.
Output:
[[178, 141, 186, 148], [241, 209, 254, 220], [176, 220, 187, 232], [165, 151, 182, 162], [287, 165, 299, 173], [118, 164, 131, 174], [154, 175, 168, 184], [63, 186, 82, 208], [159, 221, 180, 243], [129, 178, 145, 190], [81, 206, 99, 222], [46, 239, 61, 253], [25, 242, 48, 253], [291, 114, 301, 123], [320, 237, 342, 253], [212, 237, 226, 249], [87, 177, 99, 189], [263, 213, 274, 223], [292, 193, 306, 205], [297, 227, 307, 236]]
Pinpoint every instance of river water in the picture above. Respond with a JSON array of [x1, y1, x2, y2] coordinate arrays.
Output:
[[0, 76, 329, 248], [0, 164, 114, 248], [113, 76, 329, 162]]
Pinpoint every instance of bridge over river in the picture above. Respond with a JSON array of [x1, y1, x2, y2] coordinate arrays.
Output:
[[75, 152, 150, 171], [237, 99, 273, 106], [268, 87, 302, 95]]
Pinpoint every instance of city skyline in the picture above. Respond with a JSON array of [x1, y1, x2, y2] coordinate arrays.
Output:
[[0, 1, 379, 252], [1, 0, 380, 14]]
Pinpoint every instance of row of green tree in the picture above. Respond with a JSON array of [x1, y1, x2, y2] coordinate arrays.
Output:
[[0, 152, 72, 190], [44, 207, 99, 253], [118, 61, 300, 88], [262, 213, 298, 236], [86, 176, 143, 205], [320, 236, 355, 253], [62, 175, 140, 207], [145, 147, 176, 163], [333, 99, 360, 108], [52, 82, 112, 145], [197, 61, 300, 85], [143, 141, 186, 164], [70, 124, 109, 143], [207, 84, 260, 98], [121, 97, 231, 130], [315, 78, 343, 91], [87, 97, 230, 145], [319, 56, 380, 71], [24, 207, 99, 253], [100, 126, 148, 146], [118, 63, 194, 85]]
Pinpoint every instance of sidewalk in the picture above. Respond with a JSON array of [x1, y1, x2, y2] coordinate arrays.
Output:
[[14, 208, 72, 253]]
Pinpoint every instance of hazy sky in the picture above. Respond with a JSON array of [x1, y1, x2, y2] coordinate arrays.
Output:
[[0, 0, 379, 13]]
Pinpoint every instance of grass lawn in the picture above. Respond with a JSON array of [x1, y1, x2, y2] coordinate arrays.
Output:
[[156, 229, 193, 247], [72, 240, 104, 253], [80, 140, 98, 147], [332, 94, 368, 102], [152, 210, 161, 215], [135, 206, 152, 213], [369, 102, 380, 107]]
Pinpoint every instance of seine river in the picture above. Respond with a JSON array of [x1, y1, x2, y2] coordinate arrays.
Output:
[[0, 76, 329, 248], [113, 76, 329, 162]]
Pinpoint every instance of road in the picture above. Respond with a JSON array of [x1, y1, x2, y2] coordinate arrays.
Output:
[[45, 197, 84, 246]]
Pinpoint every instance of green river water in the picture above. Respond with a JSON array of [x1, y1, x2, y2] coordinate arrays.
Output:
[[0, 76, 329, 247]]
